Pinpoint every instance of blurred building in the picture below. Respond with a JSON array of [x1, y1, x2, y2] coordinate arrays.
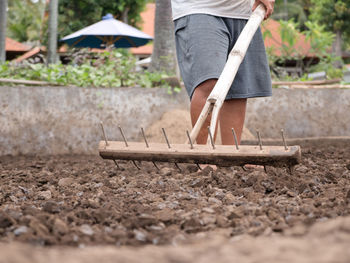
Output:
[[130, 3, 155, 60], [5, 37, 31, 60]]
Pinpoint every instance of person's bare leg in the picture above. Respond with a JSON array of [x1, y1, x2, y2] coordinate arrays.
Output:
[[219, 98, 264, 170], [190, 79, 217, 144], [191, 79, 247, 145], [190, 79, 218, 171], [191, 80, 260, 171], [219, 98, 247, 145]]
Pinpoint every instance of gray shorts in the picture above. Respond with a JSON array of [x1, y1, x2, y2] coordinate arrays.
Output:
[[174, 14, 272, 100]]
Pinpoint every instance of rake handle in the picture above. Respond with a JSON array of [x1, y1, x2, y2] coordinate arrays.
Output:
[[188, 4, 266, 144]]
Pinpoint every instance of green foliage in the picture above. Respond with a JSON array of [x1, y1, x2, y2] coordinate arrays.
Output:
[[303, 21, 334, 54], [310, 0, 349, 65], [304, 21, 344, 78], [0, 50, 177, 90], [273, 0, 311, 29], [273, 0, 350, 55], [310, 0, 350, 34], [309, 57, 344, 79], [278, 19, 303, 59], [7, 0, 45, 42], [302, 21, 344, 78], [7, 0, 148, 44], [264, 19, 343, 80]]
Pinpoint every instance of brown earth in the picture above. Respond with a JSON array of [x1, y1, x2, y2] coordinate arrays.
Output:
[[1, 216, 350, 263], [0, 144, 350, 262]]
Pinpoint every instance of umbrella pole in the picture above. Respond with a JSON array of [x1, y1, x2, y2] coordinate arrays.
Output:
[[124, 36, 136, 47], [72, 36, 87, 47]]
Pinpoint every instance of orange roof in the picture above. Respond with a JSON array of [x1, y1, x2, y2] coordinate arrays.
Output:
[[130, 5, 313, 58], [137, 3, 155, 37], [131, 3, 155, 55], [131, 44, 153, 55], [261, 19, 312, 57], [6, 37, 31, 52]]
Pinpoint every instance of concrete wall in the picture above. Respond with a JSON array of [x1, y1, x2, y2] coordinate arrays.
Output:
[[0, 85, 189, 155], [246, 88, 350, 139], [1, 86, 349, 155]]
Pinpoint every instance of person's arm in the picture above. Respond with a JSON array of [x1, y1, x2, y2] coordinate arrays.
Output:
[[252, 0, 275, 20]]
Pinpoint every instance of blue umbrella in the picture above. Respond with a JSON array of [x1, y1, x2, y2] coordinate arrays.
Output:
[[61, 14, 153, 48]]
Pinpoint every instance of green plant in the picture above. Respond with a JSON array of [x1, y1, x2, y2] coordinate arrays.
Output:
[[272, 0, 311, 29], [0, 50, 180, 90], [279, 19, 301, 59], [7, 0, 45, 42], [310, 0, 350, 61], [308, 56, 344, 79], [304, 21, 344, 78], [263, 19, 343, 80]]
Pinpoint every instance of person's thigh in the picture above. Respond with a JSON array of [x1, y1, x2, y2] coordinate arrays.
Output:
[[175, 14, 230, 100]]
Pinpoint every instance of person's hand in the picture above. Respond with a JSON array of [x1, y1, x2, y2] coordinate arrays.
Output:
[[252, 0, 275, 20]]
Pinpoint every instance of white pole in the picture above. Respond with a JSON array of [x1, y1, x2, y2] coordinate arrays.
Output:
[[0, 0, 8, 63], [47, 0, 58, 64]]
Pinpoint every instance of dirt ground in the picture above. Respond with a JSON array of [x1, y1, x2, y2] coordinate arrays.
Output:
[[0, 142, 350, 262]]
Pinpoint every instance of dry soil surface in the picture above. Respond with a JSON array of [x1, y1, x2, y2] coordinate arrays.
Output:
[[0, 144, 350, 262]]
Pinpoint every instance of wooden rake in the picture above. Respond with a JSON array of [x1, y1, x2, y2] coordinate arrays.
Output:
[[98, 4, 301, 169]]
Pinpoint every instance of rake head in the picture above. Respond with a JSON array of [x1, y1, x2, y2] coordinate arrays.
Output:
[[99, 141, 301, 167], [98, 123, 301, 169]]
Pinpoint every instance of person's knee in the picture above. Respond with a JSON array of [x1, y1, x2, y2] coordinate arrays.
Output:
[[224, 98, 247, 106], [194, 79, 217, 98]]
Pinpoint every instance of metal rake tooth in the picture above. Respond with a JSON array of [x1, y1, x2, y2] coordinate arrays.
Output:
[[231, 128, 239, 150], [256, 129, 263, 150], [187, 131, 203, 169], [281, 129, 288, 150], [152, 161, 160, 170], [100, 122, 109, 146], [162, 128, 181, 171], [113, 159, 121, 169], [141, 127, 149, 148], [174, 162, 182, 172], [186, 130, 194, 149], [132, 160, 141, 170], [162, 128, 171, 149], [207, 127, 215, 149], [141, 127, 159, 170], [119, 126, 128, 147]]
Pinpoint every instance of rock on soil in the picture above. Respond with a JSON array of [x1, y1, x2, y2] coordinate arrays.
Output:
[[0, 144, 350, 262]]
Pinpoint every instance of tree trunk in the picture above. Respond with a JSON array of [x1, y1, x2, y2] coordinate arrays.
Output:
[[0, 0, 8, 63], [47, 0, 58, 64], [332, 30, 343, 69], [283, 0, 288, 20], [149, 0, 177, 75], [121, 7, 129, 24]]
